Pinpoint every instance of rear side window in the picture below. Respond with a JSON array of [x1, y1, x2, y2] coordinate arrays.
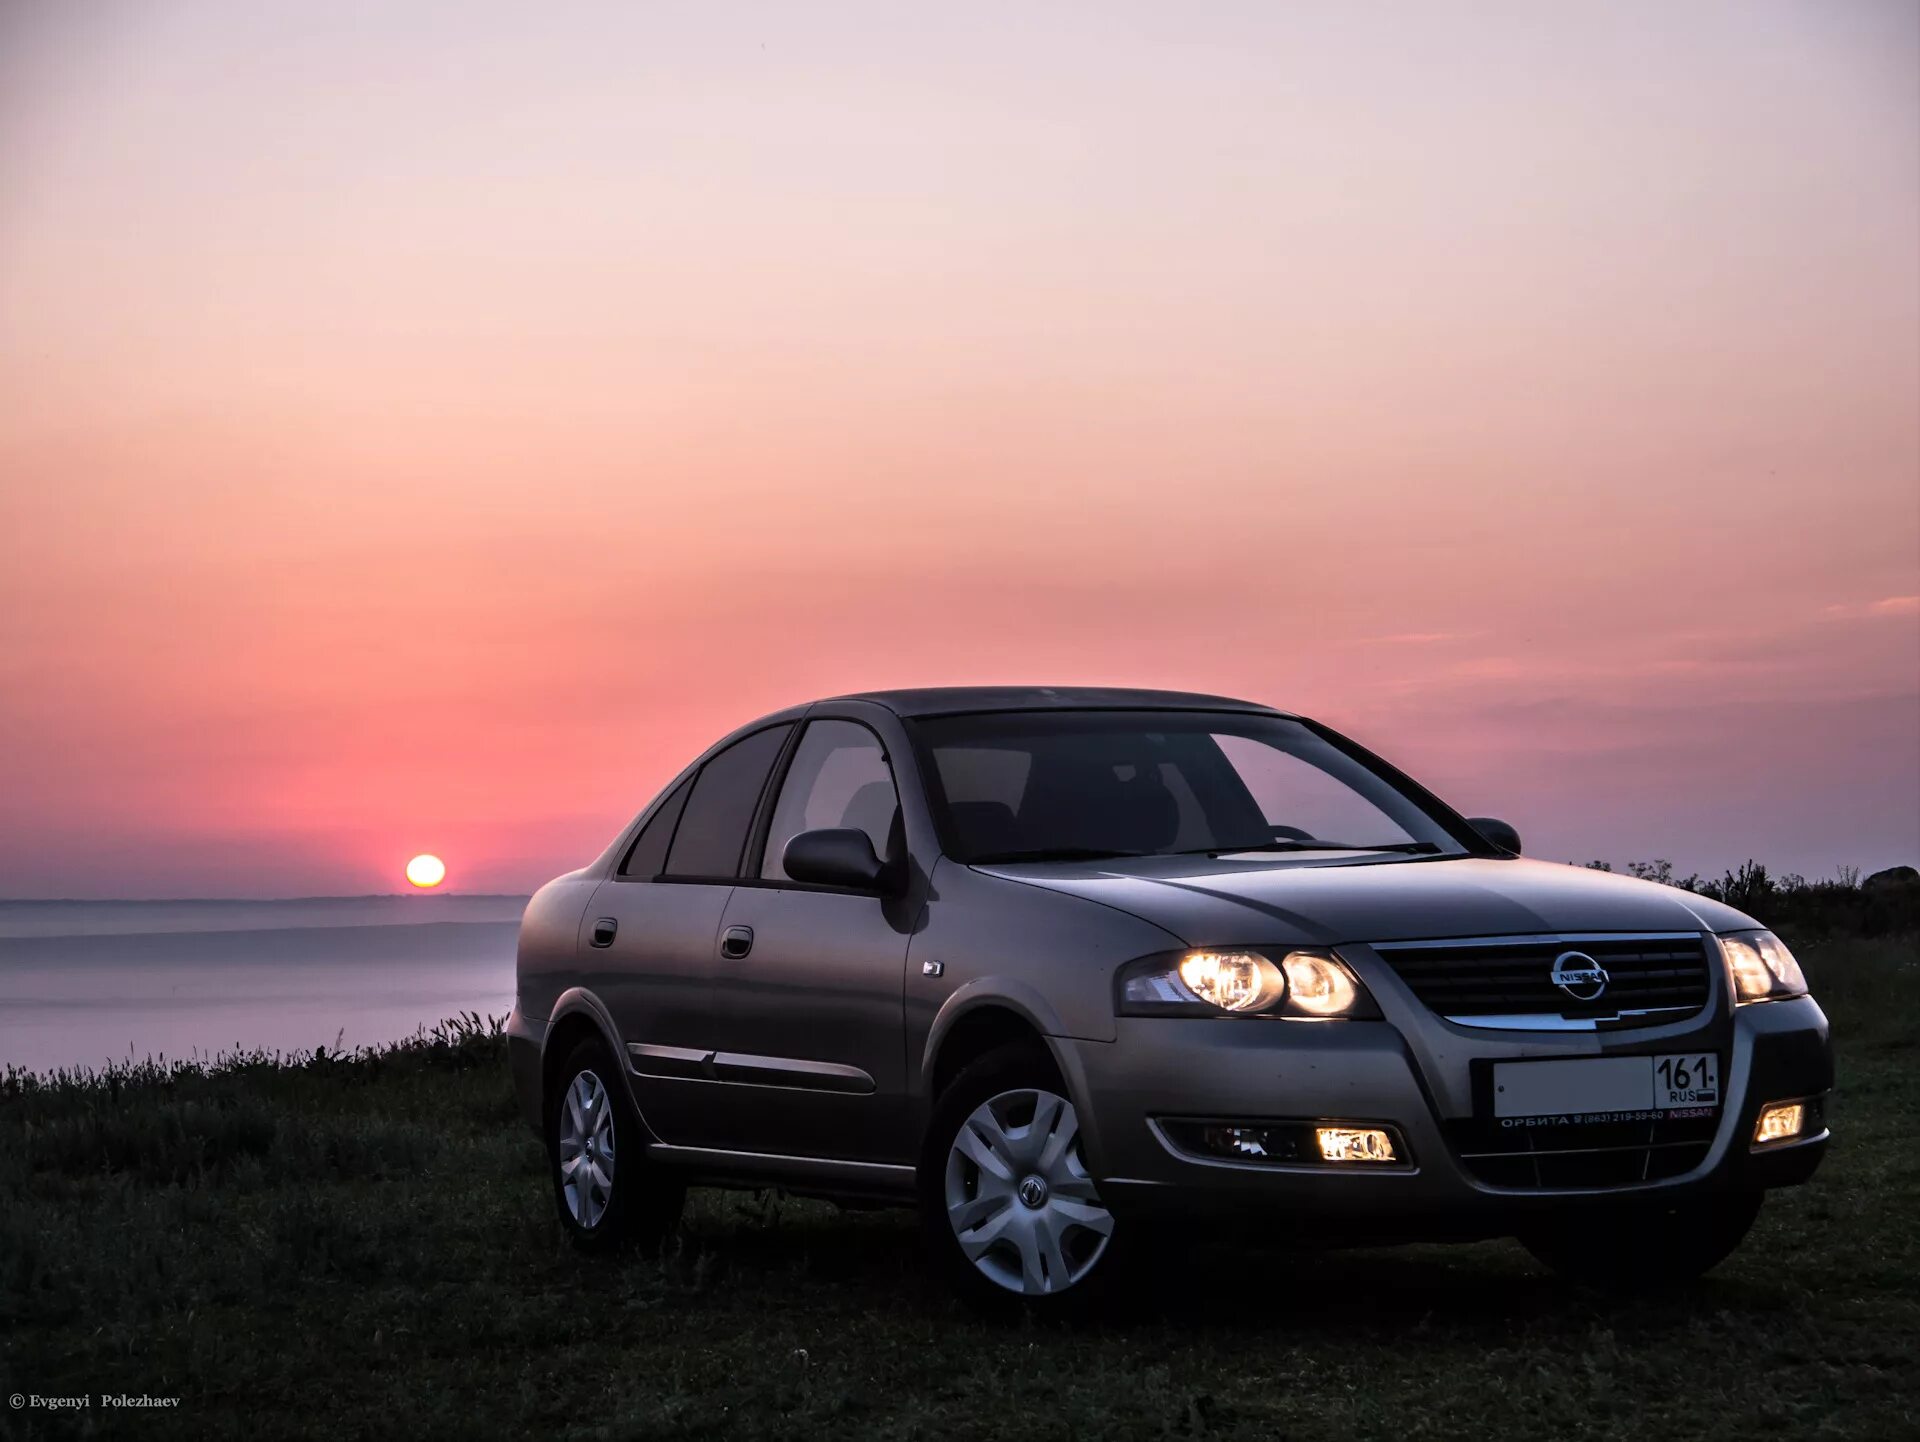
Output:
[[619, 777, 692, 878], [664, 725, 793, 879]]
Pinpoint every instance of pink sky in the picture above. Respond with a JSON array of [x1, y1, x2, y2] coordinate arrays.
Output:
[[2, 1, 1916, 897]]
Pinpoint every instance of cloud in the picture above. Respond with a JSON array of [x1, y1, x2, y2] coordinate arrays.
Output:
[[1823, 595, 1920, 621]]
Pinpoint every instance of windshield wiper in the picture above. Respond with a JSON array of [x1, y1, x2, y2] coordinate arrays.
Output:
[[969, 847, 1152, 864], [1196, 840, 1443, 857]]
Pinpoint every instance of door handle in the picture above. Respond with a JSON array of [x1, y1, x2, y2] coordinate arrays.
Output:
[[589, 917, 617, 948], [720, 925, 754, 960]]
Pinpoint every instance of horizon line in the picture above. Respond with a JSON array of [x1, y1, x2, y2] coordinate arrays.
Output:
[[0, 893, 536, 905]]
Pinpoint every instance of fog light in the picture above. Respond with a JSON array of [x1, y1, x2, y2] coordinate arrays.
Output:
[[1315, 1126, 1398, 1164], [1201, 1125, 1271, 1160], [1159, 1119, 1406, 1167], [1753, 1101, 1806, 1146]]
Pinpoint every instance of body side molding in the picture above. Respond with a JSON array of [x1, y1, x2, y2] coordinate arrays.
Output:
[[627, 1043, 877, 1094]]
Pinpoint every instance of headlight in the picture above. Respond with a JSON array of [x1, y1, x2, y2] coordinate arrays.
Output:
[[1177, 950, 1285, 1011], [1720, 930, 1808, 1004], [1281, 952, 1361, 1016], [1116, 949, 1379, 1019]]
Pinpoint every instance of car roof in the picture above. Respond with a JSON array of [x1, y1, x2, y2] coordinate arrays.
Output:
[[820, 686, 1288, 719]]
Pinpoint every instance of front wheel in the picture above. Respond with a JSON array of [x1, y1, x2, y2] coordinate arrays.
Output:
[[546, 1036, 685, 1252], [919, 1044, 1121, 1313], [1521, 1189, 1763, 1291]]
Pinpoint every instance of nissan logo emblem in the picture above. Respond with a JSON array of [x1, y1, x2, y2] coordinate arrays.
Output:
[[1550, 950, 1610, 1002]]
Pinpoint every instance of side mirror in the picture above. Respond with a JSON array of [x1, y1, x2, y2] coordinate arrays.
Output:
[[783, 827, 891, 891], [1467, 817, 1522, 855]]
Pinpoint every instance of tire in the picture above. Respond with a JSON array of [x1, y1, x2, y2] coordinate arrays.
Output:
[[545, 1035, 685, 1253], [919, 1042, 1122, 1315], [1521, 1189, 1763, 1291]]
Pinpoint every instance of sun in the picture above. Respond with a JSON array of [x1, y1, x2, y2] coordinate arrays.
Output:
[[405, 854, 447, 889]]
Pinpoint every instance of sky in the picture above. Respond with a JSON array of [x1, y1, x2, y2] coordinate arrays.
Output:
[[1, 0, 1916, 898]]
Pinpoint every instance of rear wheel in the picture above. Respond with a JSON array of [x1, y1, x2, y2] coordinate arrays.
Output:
[[1521, 1189, 1763, 1291], [920, 1043, 1120, 1313], [546, 1036, 685, 1252]]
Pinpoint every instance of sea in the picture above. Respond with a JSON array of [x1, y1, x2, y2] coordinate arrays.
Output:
[[0, 895, 526, 1076]]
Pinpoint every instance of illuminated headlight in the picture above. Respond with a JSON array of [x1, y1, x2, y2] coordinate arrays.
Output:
[[1117, 949, 1380, 1019], [1720, 930, 1808, 1004], [1177, 950, 1285, 1012], [1282, 952, 1360, 1016]]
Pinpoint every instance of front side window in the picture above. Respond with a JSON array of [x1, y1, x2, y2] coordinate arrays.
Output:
[[663, 724, 794, 879], [761, 720, 898, 880], [914, 711, 1467, 863]]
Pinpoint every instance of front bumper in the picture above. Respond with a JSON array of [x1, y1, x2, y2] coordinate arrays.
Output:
[[1057, 995, 1830, 1237]]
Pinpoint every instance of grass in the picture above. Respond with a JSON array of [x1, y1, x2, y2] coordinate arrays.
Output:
[[3, 938, 1917, 1440]]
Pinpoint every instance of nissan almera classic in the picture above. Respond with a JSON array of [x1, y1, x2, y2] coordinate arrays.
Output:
[[508, 688, 1831, 1309]]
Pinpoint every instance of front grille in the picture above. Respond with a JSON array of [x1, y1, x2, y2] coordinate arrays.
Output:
[[1446, 1111, 1717, 1189], [1373, 933, 1712, 1021]]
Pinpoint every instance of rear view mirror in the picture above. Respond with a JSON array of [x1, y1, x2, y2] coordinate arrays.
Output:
[[1467, 817, 1522, 854], [783, 828, 891, 891]]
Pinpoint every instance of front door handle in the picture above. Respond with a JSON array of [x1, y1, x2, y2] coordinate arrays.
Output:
[[720, 925, 754, 960], [589, 917, 617, 948]]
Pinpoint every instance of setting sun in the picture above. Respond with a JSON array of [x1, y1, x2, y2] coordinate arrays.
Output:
[[405, 854, 446, 889]]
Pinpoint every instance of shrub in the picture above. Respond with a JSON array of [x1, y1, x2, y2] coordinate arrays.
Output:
[[1583, 857, 1920, 938]]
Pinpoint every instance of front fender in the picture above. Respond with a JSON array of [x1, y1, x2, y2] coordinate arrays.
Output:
[[918, 976, 1071, 1092], [916, 977, 1115, 1177]]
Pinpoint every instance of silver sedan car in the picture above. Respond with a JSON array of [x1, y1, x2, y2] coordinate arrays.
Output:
[[508, 688, 1831, 1309]]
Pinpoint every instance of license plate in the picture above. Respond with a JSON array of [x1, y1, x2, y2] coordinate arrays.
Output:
[[1492, 1053, 1720, 1120]]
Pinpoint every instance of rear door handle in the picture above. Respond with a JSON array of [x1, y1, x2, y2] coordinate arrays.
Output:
[[720, 925, 754, 960], [589, 917, 617, 948]]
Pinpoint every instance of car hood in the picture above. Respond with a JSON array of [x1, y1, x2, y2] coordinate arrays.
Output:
[[973, 853, 1755, 946]]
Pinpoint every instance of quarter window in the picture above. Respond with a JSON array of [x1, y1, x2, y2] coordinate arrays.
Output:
[[762, 720, 899, 880], [663, 725, 794, 879], [620, 776, 692, 877]]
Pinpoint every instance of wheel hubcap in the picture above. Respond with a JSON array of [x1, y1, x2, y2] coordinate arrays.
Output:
[[557, 1068, 616, 1229], [944, 1087, 1113, 1295]]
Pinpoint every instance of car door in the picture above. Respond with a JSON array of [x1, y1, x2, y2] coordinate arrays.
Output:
[[702, 717, 916, 1162], [587, 723, 793, 1145]]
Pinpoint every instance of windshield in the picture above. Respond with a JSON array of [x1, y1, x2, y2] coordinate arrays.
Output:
[[911, 710, 1473, 864]]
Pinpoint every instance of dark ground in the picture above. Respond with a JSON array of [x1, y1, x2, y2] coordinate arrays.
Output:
[[3, 934, 1915, 1439]]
